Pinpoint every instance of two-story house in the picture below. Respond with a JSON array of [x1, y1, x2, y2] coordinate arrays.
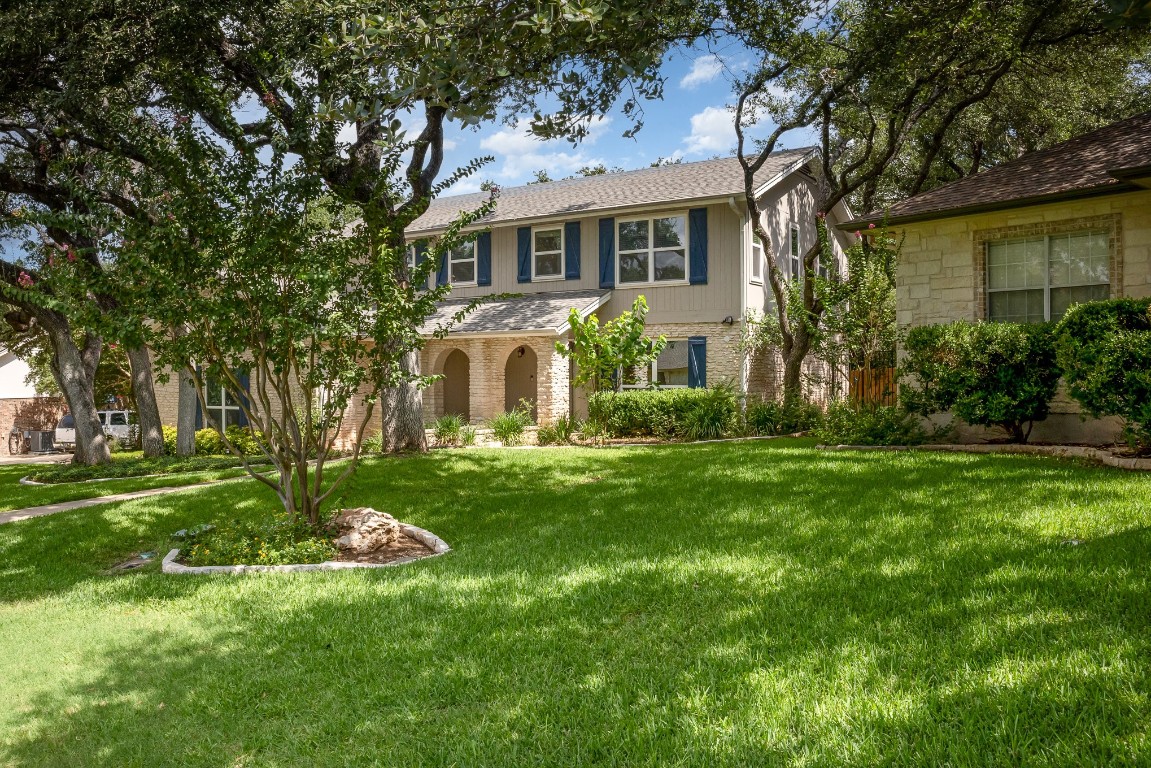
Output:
[[406, 148, 854, 425]]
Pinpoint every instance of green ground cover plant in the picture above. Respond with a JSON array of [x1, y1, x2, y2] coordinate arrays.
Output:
[[27, 454, 271, 484], [815, 400, 927, 446], [487, 402, 533, 445], [0, 441, 1148, 766], [431, 414, 466, 447]]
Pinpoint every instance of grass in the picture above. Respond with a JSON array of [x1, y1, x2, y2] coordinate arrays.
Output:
[[0, 440, 1149, 766], [25, 452, 271, 484]]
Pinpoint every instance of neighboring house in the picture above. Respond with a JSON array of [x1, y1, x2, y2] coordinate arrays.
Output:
[[848, 110, 1151, 444], [0, 347, 63, 455], [151, 149, 853, 437], [406, 149, 854, 426]]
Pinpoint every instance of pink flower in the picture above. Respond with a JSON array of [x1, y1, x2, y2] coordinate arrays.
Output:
[[67, 249, 77, 263], [868, 223, 876, 229], [17, 271, 33, 288], [854, 230, 862, 238], [262, 92, 277, 107]]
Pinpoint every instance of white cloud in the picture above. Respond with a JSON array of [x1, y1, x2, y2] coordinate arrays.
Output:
[[445, 176, 483, 196], [683, 106, 735, 156], [680, 55, 724, 90], [478, 117, 612, 181]]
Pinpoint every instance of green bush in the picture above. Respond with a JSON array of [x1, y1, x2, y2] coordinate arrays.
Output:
[[745, 397, 824, 436], [162, 425, 178, 454], [1056, 297, 1151, 451], [902, 321, 1060, 443], [682, 385, 740, 441], [183, 514, 336, 566], [587, 388, 710, 438], [224, 425, 262, 456], [488, 404, 533, 446], [29, 454, 270, 483], [432, 414, 466, 447], [460, 426, 477, 447], [194, 428, 224, 456], [538, 414, 580, 446], [360, 431, 384, 454], [814, 400, 926, 446]]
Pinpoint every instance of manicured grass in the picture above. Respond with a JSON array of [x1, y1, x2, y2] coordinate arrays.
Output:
[[0, 461, 259, 514], [1, 440, 1149, 766]]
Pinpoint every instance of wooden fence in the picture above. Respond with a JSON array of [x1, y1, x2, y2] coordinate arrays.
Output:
[[849, 367, 897, 407]]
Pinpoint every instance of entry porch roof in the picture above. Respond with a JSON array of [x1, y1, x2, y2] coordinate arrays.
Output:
[[418, 289, 611, 338]]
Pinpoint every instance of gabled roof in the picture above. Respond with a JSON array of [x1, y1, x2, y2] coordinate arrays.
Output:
[[409, 148, 817, 235], [419, 289, 610, 338], [847, 111, 1151, 227]]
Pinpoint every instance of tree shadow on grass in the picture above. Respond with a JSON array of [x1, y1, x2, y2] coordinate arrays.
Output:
[[2, 442, 1149, 765]]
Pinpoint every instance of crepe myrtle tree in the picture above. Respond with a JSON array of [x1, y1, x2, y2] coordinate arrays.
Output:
[[557, 295, 666, 394], [125, 130, 495, 530], [723, 0, 1139, 405]]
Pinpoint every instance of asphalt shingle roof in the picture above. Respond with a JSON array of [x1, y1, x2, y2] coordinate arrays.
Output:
[[409, 148, 816, 234], [419, 289, 610, 337], [851, 111, 1151, 226]]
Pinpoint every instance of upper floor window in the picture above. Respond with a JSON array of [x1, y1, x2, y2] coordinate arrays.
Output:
[[751, 234, 764, 282], [618, 214, 687, 285], [449, 241, 476, 285], [407, 245, 429, 289], [788, 222, 801, 283], [533, 227, 564, 280], [987, 232, 1109, 322]]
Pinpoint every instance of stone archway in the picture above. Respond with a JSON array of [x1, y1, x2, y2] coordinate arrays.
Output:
[[504, 344, 538, 420], [442, 349, 470, 421]]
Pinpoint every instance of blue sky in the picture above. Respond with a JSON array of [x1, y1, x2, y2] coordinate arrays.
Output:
[[424, 43, 813, 197]]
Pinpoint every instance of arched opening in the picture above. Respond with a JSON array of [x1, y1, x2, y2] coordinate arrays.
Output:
[[442, 349, 470, 421], [504, 345, 538, 420]]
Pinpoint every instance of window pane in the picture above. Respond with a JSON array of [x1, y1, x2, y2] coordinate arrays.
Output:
[[619, 252, 648, 283], [655, 341, 689, 386], [988, 289, 1043, 322], [450, 243, 473, 262], [97, 412, 107, 425], [751, 241, 763, 279], [110, 412, 127, 426], [620, 364, 645, 387], [653, 216, 685, 248], [534, 229, 561, 253], [654, 248, 686, 281], [1051, 284, 1109, 320], [206, 382, 222, 406], [790, 226, 799, 257], [207, 406, 223, 427], [1049, 234, 1071, 286], [224, 387, 239, 406], [619, 220, 649, 251], [535, 252, 561, 277], [451, 260, 475, 283], [224, 408, 244, 429]]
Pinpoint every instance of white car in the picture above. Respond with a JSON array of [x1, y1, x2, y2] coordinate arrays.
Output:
[[54, 410, 136, 449]]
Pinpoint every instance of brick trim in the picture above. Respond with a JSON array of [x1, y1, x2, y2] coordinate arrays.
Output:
[[972, 213, 1123, 320]]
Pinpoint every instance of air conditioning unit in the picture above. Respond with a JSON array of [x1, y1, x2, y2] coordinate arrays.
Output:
[[27, 430, 55, 453]]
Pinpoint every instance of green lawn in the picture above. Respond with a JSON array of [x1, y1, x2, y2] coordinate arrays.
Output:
[[1, 440, 1149, 766]]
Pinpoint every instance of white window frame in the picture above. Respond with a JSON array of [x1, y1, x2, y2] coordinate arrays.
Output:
[[448, 241, 477, 287], [986, 231, 1110, 322], [750, 231, 764, 284], [406, 245, 429, 289], [788, 221, 801, 284], [618, 339, 690, 389], [204, 376, 242, 429], [532, 225, 566, 282], [616, 212, 690, 287]]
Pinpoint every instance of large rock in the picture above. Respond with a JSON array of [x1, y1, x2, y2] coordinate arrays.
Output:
[[331, 507, 401, 556]]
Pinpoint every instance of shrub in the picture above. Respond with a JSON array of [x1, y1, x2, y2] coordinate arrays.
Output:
[[681, 384, 740, 441], [182, 514, 336, 566], [488, 403, 532, 445], [745, 397, 824, 436], [194, 428, 224, 455], [432, 414, 466, 447], [538, 414, 580, 446], [162, 425, 178, 454], [224, 425, 262, 456], [901, 321, 1060, 443], [360, 431, 384, 454], [587, 388, 710, 438], [1056, 297, 1151, 452], [814, 400, 926, 446], [460, 426, 477, 447]]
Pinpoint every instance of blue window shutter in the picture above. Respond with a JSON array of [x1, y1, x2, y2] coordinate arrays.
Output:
[[598, 217, 615, 288], [517, 227, 532, 283], [477, 231, 492, 286], [193, 369, 203, 430], [436, 246, 448, 287], [689, 208, 708, 285], [237, 370, 250, 427], [564, 221, 581, 280], [688, 337, 707, 388]]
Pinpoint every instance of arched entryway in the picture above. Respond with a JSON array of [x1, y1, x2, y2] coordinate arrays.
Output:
[[504, 345, 538, 419], [442, 349, 470, 421]]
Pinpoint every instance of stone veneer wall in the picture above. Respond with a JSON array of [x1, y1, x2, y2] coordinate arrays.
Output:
[[745, 348, 840, 406], [894, 188, 1151, 445]]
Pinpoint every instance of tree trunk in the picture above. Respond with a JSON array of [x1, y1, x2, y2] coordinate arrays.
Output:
[[44, 321, 110, 466], [126, 345, 164, 457], [381, 350, 427, 453], [176, 365, 197, 456]]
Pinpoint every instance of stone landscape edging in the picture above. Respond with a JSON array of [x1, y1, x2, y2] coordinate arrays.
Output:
[[818, 442, 1151, 471], [161, 522, 451, 575]]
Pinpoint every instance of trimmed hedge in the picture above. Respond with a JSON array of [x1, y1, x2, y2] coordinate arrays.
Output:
[[901, 321, 1060, 443], [587, 388, 717, 439], [1056, 297, 1151, 451], [745, 397, 824, 436], [814, 400, 926, 446]]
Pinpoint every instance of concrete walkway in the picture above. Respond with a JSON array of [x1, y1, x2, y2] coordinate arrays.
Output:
[[0, 453, 71, 466], [0, 484, 206, 525]]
